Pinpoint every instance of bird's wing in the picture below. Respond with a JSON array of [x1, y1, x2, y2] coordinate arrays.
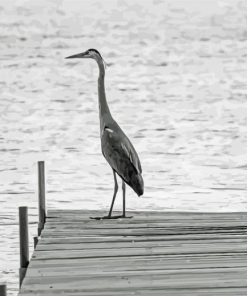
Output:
[[101, 126, 142, 180], [122, 131, 142, 174]]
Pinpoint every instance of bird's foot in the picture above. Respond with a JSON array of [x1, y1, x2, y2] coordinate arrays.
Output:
[[121, 214, 133, 219], [90, 215, 132, 220]]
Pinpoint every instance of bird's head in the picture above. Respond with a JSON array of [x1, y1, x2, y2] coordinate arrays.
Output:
[[65, 48, 102, 61]]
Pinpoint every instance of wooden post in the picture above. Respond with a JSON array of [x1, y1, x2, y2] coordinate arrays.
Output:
[[19, 207, 29, 287], [0, 284, 7, 296], [38, 161, 46, 236], [34, 236, 38, 249]]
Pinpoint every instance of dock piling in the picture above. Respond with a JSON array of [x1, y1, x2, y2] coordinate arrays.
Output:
[[0, 284, 7, 296], [19, 207, 29, 287], [38, 161, 46, 236], [33, 236, 38, 249]]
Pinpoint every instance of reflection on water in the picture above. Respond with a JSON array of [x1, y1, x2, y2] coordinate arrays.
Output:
[[1, 0, 247, 294]]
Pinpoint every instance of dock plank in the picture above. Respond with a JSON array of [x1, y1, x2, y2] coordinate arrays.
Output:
[[18, 290, 247, 296], [19, 210, 247, 296]]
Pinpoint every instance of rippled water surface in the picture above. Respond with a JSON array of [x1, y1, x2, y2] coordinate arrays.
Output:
[[1, 0, 247, 294]]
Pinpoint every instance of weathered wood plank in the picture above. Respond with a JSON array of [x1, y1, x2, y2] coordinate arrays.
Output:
[[28, 252, 247, 269], [20, 287, 246, 296], [43, 222, 247, 231], [47, 212, 247, 218], [47, 209, 247, 217], [21, 273, 247, 291], [40, 229, 247, 238], [24, 266, 247, 278], [31, 244, 247, 260], [35, 237, 247, 251], [37, 233, 247, 245], [26, 264, 247, 278]]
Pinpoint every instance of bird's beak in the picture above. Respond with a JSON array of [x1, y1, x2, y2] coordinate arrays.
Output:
[[65, 52, 88, 59]]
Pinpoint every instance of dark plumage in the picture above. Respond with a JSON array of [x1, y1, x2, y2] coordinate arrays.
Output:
[[101, 121, 144, 196], [88, 48, 102, 57]]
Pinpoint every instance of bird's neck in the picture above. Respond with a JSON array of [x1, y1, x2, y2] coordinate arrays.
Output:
[[97, 59, 112, 129]]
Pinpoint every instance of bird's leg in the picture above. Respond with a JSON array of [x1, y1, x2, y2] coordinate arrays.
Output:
[[90, 171, 131, 220], [122, 180, 126, 217], [121, 181, 132, 219], [90, 170, 118, 220], [107, 170, 118, 217]]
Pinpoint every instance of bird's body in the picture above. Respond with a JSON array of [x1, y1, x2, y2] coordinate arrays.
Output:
[[101, 118, 143, 196], [66, 48, 144, 218]]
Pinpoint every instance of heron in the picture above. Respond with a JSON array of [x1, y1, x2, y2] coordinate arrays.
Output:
[[66, 49, 144, 219]]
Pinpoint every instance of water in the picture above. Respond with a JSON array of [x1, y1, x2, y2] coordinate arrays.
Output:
[[1, 0, 247, 294]]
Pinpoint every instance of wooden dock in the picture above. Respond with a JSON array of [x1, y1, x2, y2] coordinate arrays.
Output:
[[19, 209, 247, 296]]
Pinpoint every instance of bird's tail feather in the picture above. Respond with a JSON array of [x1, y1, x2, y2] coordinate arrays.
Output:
[[131, 173, 144, 196]]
